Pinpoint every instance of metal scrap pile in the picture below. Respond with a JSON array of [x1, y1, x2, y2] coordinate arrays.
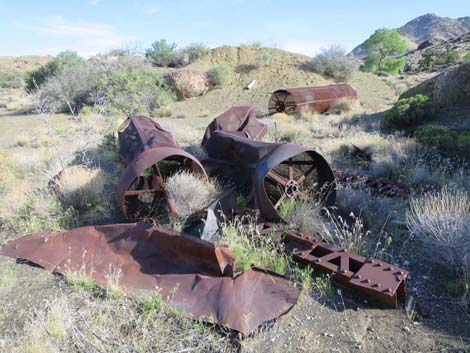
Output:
[[0, 86, 409, 335]]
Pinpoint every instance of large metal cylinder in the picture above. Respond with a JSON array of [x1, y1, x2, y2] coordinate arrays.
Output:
[[268, 84, 358, 115]]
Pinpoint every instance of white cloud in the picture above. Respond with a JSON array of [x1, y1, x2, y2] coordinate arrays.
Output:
[[278, 39, 329, 57], [131, 1, 160, 14], [88, 0, 102, 6], [37, 17, 137, 57]]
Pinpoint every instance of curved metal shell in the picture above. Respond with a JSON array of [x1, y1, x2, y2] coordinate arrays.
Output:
[[268, 84, 358, 115], [202, 130, 335, 222], [201, 105, 267, 146], [117, 116, 207, 219]]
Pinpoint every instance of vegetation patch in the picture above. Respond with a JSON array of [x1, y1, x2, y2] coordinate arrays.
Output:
[[416, 126, 470, 159], [208, 63, 233, 86], [383, 94, 432, 131]]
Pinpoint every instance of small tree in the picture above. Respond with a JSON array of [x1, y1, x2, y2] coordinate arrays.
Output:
[[360, 29, 406, 74], [208, 63, 233, 86], [145, 39, 178, 67], [309, 45, 354, 81]]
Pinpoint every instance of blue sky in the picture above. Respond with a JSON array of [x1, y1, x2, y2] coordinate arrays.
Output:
[[0, 0, 468, 57]]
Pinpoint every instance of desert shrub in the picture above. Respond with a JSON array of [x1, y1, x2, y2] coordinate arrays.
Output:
[[25, 50, 85, 90], [256, 49, 272, 68], [177, 43, 209, 66], [308, 45, 354, 81], [39, 64, 103, 116], [416, 127, 470, 159], [360, 29, 406, 74], [165, 171, 219, 218], [383, 94, 432, 130], [407, 186, 470, 272], [0, 70, 24, 88], [465, 52, 470, 63], [419, 47, 460, 71], [99, 66, 174, 116], [145, 39, 178, 67], [57, 165, 107, 212], [208, 63, 233, 86]]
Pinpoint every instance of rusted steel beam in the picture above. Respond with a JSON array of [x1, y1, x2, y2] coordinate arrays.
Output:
[[268, 84, 358, 115], [334, 169, 414, 197], [116, 116, 207, 220], [201, 107, 336, 222], [257, 223, 408, 308]]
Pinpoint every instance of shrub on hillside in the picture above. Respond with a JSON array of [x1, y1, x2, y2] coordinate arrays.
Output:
[[0, 70, 24, 88], [419, 47, 460, 71], [383, 94, 432, 130], [145, 39, 178, 67], [308, 45, 354, 81], [25, 50, 85, 91], [465, 52, 470, 63], [208, 63, 233, 86], [256, 49, 272, 68], [416, 126, 470, 159], [177, 43, 209, 66], [99, 66, 174, 116]]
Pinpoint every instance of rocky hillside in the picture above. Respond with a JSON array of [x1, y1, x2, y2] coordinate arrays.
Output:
[[351, 13, 470, 57]]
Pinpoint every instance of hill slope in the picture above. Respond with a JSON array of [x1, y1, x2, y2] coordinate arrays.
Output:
[[167, 46, 397, 117], [351, 13, 470, 57]]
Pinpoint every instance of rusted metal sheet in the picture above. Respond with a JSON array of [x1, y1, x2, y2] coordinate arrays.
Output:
[[257, 223, 408, 308], [0, 223, 300, 335], [268, 84, 358, 115], [116, 116, 207, 220], [201, 107, 335, 222], [201, 105, 267, 145]]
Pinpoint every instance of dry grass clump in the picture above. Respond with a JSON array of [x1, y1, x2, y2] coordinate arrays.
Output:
[[6, 147, 51, 174], [407, 186, 470, 271], [166, 171, 219, 217], [57, 165, 107, 212], [11, 293, 235, 353], [329, 98, 361, 115]]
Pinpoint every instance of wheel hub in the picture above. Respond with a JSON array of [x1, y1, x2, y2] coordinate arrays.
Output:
[[285, 179, 299, 198]]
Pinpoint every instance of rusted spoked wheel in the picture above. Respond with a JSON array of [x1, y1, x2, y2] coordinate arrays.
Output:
[[268, 90, 296, 115], [264, 157, 319, 211], [124, 162, 178, 219]]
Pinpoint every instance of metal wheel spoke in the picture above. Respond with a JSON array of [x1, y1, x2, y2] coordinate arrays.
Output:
[[155, 165, 178, 217], [273, 193, 287, 210], [266, 170, 288, 187], [296, 165, 315, 185], [288, 159, 294, 180]]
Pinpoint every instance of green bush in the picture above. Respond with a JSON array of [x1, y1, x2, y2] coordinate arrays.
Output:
[[308, 45, 354, 81], [419, 47, 460, 71], [256, 49, 272, 68], [25, 50, 85, 91], [0, 70, 24, 88], [99, 66, 174, 116], [464, 52, 470, 63], [416, 127, 470, 158], [177, 43, 209, 66], [383, 94, 432, 130], [145, 39, 178, 67], [208, 63, 233, 86]]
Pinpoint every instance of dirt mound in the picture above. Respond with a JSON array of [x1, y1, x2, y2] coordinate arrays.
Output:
[[168, 46, 396, 117]]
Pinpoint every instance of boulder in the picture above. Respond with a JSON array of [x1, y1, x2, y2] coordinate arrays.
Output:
[[167, 70, 212, 99]]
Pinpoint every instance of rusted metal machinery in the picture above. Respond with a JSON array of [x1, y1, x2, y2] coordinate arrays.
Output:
[[201, 106, 336, 222], [257, 223, 408, 308], [0, 223, 299, 335], [116, 116, 207, 220], [268, 84, 358, 115]]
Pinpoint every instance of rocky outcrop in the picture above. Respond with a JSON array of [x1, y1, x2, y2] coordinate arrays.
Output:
[[167, 70, 212, 99]]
